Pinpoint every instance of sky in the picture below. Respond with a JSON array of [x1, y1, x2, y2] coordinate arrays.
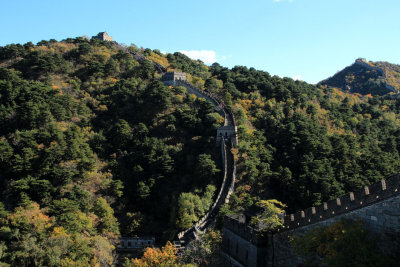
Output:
[[1, 0, 399, 84]]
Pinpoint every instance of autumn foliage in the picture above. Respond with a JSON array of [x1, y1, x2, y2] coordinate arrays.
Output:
[[125, 241, 178, 267]]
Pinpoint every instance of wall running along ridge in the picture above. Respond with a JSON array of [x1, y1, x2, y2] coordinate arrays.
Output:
[[171, 79, 237, 243]]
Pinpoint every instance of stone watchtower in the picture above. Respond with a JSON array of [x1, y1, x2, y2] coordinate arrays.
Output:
[[216, 126, 238, 146], [162, 72, 186, 86], [92, 32, 113, 41]]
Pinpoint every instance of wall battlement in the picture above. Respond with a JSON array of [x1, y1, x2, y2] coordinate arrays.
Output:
[[172, 78, 237, 244], [223, 173, 400, 234], [354, 59, 384, 75], [353, 59, 396, 92], [224, 216, 267, 246], [222, 173, 400, 266], [281, 173, 400, 231], [174, 80, 238, 146]]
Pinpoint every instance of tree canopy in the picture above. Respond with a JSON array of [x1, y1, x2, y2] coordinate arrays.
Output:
[[0, 37, 400, 264]]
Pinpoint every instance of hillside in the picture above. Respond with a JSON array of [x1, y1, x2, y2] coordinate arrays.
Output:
[[1, 36, 400, 265], [319, 58, 400, 95]]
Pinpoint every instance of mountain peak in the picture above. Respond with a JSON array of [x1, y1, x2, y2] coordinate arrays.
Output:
[[319, 58, 400, 96]]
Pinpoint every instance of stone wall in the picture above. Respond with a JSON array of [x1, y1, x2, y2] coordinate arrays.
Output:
[[174, 80, 221, 111], [273, 194, 400, 266], [174, 80, 238, 146], [162, 72, 186, 86], [282, 174, 400, 231], [173, 79, 237, 243], [92, 32, 113, 41], [354, 60, 384, 75], [217, 126, 238, 146], [354, 60, 396, 92], [222, 173, 400, 266], [222, 216, 269, 267], [119, 237, 155, 249]]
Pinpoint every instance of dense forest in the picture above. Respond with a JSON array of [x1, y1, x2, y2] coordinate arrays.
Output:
[[1, 37, 400, 265]]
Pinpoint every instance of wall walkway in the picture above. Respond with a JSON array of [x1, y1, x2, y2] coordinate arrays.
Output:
[[174, 79, 237, 244]]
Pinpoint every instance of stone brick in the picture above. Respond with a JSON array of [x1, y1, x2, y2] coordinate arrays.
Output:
[[223, 173, 400, 266]]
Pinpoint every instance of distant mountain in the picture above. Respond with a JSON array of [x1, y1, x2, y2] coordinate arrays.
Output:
[[319, 58, 400, 95]]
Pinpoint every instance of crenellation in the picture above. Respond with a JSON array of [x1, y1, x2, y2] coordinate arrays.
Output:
[[349, 192, 355, 201], [305, 205, 316, 218], [364, 186, 370, 195], [223, 189, 400, 266], [280, 174, 400, 231], [223, 216, 265, 245], [381, 179, 387, 190]]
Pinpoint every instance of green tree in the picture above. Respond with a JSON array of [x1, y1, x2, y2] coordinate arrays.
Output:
[[180, 230, 222, 266], [250, 199, 286, 230], [92, 197, 120, 235], [176, 185, 216, 230], [292, 219, 397, 267], [194, 154, 219, 181]]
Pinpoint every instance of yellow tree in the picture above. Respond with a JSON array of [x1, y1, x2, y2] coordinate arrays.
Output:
[[125, 241, 178, 267], [250, 199, 286, 230]]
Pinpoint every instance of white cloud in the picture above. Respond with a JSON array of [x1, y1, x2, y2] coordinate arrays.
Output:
[[179, 50, 217, 64], [293, 75, 302, 81]]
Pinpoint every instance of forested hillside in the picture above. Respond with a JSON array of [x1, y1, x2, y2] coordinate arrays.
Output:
[[319, 59, 400, 95], [0, 38, 222, 266], [1, 37, 400, 265]]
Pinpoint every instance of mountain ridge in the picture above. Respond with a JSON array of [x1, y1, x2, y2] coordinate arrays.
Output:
[[319, 58, 400, 96], [1, 35, 400, 265]]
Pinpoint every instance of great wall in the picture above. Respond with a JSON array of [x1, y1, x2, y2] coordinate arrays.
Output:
[[222, 173, 400, 266], [354, 58, 396, 92], [116, 43, 239, 251], [320, 58, 396, 93], [173, 78, 237, 243], [113, 43, 400, 265]]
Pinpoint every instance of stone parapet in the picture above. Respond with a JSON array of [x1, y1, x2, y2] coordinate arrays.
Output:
[[282, 173, 400, 231], [224, 216, 267, 246], [354, 60, 384, 75], [174, 79, 237, 243]]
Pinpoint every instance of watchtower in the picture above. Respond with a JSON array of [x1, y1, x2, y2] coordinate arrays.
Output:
[[355, 58, 367, 63], [92, 32, 113, 41], [217, 126, 238, 146], [162, 72, 186, 86]]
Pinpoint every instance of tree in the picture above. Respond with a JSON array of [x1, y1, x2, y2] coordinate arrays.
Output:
[[92, 197, 120, 235], [250, 199, 286, 230], [176, 185, 216, 230], [180, 230, 222, 266], [292, 219, 397, 267], [194, 154, 219, 181], [125, 241, 178, 267]]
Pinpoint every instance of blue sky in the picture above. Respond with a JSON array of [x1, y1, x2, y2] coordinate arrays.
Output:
[[1, 0, 399, 83]]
